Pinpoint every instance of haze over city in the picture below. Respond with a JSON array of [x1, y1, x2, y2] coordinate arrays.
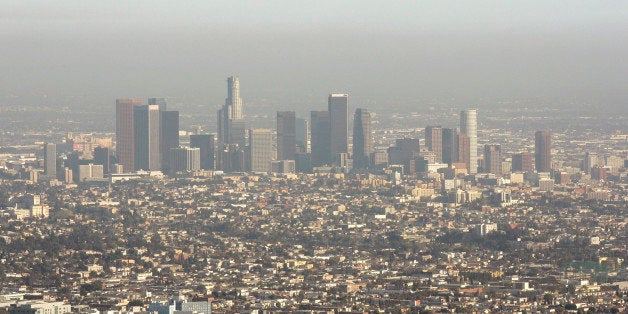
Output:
[[0, 2, 627, 313], [2, 1, 628, 115]]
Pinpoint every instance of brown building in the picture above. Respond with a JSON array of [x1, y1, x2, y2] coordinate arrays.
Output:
[[512, 152, 534, 172], [484, 144, 501, 175], [425, 125, 443, 163], [457, 133, 470, 172], [535, 130, 552, 172], [116, 98, 143, 172]]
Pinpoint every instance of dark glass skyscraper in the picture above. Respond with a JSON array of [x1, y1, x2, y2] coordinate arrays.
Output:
[[277, 111, 296, 161], [160, 110, 179, 172], [190, 134, 215, 170], [512, 152, 533, 172], [352, 108, 372, 169], [310, 111, 331, 167], [442, 128, 458, 165], [328, 94, 348, 163], [535, 130, 552, 172]]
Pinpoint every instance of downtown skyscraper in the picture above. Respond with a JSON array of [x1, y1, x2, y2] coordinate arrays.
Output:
[[535, 130, 552, 172], [352, 108, 372, 169], [328, 94, 349, 164], [115, 98, 143, 172], [460, 109, 478, 174], [218, 76, 246, 146], [425, 126, 443, 163], [276, 111, 296, 161], [116, 98, 179, 172]]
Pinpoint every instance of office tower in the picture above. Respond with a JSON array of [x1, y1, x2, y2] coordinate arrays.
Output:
[[271, 160, 296, 174], [583, 152, 598, 174], [512, 152, 534, 172], [134, 105, 161, 171], [116, 98, 143, 172], [169, 147, 201, 174], [218, 76, 245, 146], [295, 118, 310, 153], [277, 111, 296, 160], [535, 130, 552, 172], [226, 76, 243, 119], [457, 133, 471, 171], [190, 134, 215, 170], [442, 128, 459, 165], [78, 164, 104, 182], [148, 97, 167, 111], [352, 108, 372, 169], [328, 94, 349, 163], [43, 142, 57, 178], [484, 144, 501, 175], [425, 126, 443, 163], [460, 109, 478, 174], [310, 111, 331, 167], [93, 146, 110, 174], [160, 110, 179, 172], [387, 138, 420, 174], [248, 129, 273, 172], [370, 151, 388, 168]]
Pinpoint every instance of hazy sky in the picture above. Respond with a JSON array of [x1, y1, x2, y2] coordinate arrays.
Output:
[[1, 1, 627, 113]]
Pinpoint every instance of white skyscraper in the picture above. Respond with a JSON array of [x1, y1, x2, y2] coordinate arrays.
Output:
[[460, 109, 478, 174]]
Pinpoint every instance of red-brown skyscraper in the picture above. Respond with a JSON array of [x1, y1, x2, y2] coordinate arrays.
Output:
[[512, 152, 534, 172], [116, 98, 143, 172], [425, 126, 443, 163], [535, 130, 551, 172]]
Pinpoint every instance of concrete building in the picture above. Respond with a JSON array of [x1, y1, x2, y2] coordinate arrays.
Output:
[[248, 129, 273, 172], [169, 147, 201, 174], [460, 109, 478, 174], [43, 142, 57, 178]]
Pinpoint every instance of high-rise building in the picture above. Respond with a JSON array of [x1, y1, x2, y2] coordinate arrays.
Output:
[[160, 110, 179, 172], [116, 98, 143, 172], [328, 94, 349, 164], [93, 146, 110, 174], [148, 97, 167, 111], [277, 111, 296, 161], [583, 151, 599, 174], [190, 134, 215, 170], [457, 133, 470, 172], [134, 104, 161, 171], [387, 138, 420, 174], [295, 118, 310, 154], [535, 130, 552, 172], [460, 109, 478, 174], [310, 111, 331, 167], [43, 142, 57, 178], [484, 144, 501, 175], [352, 108, 372, 169], [218, 76, 245, 146], [512, 152, 534, 172], [169, 147, 201, 174], [442, 128, 459, 165], [425, 126, 443, 163], [248, 129, 273, 172]]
